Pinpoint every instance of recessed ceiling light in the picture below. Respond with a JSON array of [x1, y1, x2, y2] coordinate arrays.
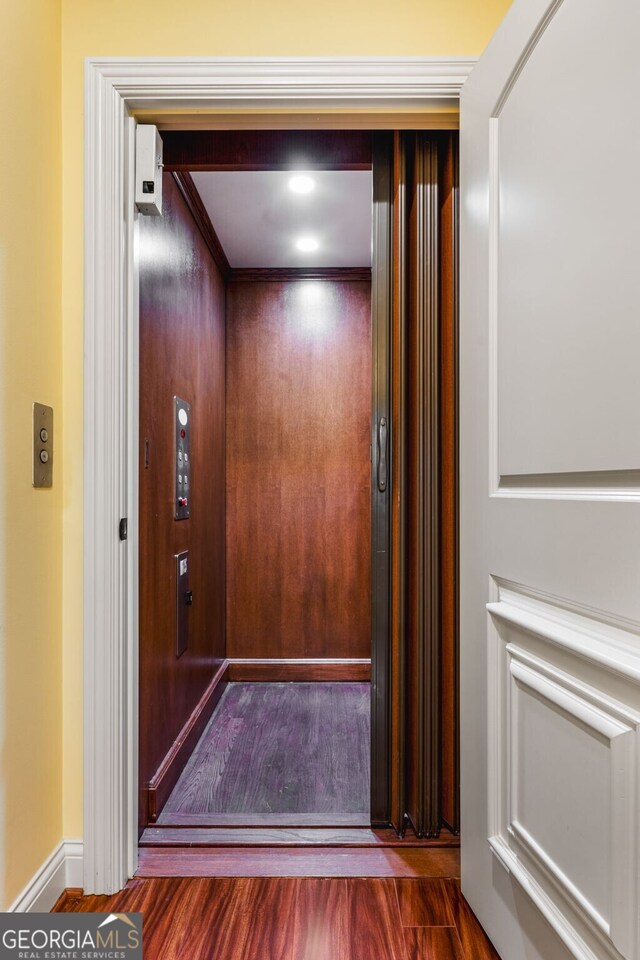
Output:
[[295, 236, 319, 252], [289, 174, 315, 194]]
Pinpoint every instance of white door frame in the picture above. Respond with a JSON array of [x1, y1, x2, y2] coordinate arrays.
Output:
[[83, 55, 474, 894]]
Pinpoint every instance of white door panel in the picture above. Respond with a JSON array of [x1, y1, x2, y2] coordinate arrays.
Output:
[[495, 0, 640, 479], [460, 1, 640, 958]]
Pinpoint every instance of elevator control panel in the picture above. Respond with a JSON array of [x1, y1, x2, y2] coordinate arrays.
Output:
[[175, 550, 191, 658], [174, 396, 191, 520]]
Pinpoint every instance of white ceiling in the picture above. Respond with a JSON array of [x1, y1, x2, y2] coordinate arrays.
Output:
[[190, 170, 372, 269]]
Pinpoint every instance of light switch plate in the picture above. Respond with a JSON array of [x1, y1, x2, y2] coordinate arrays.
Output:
[[33, 402, 53, 487], [176, 550, 189, 658]]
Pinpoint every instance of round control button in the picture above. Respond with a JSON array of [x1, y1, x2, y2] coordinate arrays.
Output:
[[178, 409, 188, 426], [40, 428, 49, 443], [39, 450, 49, 464]]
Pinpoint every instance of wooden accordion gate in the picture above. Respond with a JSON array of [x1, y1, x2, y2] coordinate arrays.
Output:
[[385, 131, 459, 838]]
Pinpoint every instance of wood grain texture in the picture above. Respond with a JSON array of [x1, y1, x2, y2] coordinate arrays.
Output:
[[293, 878, 407, 960], [146, 660, 229, 822], [405, 132, 441, 839], [369, 132, 394, 826], [52, 889, 83, 911], [139, 172, 226, 828], [55, 874, 499, 959], [226, 279, 372, 660], [395, 878, 454, 927], [172, 171, 231, 278], [139, 826, 460, 847], [444, 880, 501, 959], [141, 827, 387, 846], [159, 682, 369, 823], [173, 878, 298, 960], [149, 812, 369, 827], [380, 131, 459, 839], [403, 927, 464, 960], [226, 659, 370, 682], [150, 112, 459, 132], [230, 267, 372, 283], [162, 129, 373, 171], [135, 845, 461, 878], [438, 133, 460, 834], [390, 129, 408, 834]]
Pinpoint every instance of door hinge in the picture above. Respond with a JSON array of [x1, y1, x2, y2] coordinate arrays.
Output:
[[119, 517, 128, 541]]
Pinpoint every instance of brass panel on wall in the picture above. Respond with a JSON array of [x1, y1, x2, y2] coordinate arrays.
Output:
[[32, 402, 54, 488]]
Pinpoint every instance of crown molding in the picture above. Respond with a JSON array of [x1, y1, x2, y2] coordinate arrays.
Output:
[[172, 171, 231, 279], [229, 267, 372, 283], [86, 56, 476, 113]]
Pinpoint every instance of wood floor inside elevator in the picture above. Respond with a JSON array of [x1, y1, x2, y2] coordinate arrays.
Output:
[[142, 681, 370, 842]]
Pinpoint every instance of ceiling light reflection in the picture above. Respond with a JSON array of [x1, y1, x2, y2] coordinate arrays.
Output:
[[295, 281, 331, 336], [289, 174, 315, 194], [295, 236, 319, 253]]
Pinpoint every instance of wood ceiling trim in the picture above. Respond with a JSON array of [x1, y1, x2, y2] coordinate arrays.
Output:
[[172, 171, 231, 279], [163, 130, 372, 172], [136, 111, 460, 133], [229, 267, 371, 283]]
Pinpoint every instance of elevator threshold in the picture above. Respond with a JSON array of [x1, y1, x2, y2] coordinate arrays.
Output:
[[139, 825, 460, 847]]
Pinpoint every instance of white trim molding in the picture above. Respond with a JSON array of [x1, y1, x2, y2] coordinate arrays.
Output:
[[83, 55, 473, 895], [8, 841, 84, 913], [86, 57, 475, 112], [486, 579, 640, 960]]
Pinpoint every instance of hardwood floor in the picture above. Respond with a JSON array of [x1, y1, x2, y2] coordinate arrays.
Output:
[[157, 682, 370, 825], [54, 876, 500, 959]]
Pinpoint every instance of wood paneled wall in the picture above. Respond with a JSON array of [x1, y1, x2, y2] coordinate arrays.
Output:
[[226, 278, 372, 660], [139, 173, 226, 825]]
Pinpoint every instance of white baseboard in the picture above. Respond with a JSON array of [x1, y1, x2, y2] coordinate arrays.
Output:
[[8, 839, 84, 912]]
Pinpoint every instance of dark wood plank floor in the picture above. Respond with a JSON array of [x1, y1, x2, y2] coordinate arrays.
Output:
[[157, 682, 370, 826], [54, 877, 501, 959]]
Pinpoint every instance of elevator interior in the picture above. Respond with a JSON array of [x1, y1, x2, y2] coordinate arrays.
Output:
[[137, 132, 375, 838]]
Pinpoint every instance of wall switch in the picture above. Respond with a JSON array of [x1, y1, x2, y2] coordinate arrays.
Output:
[[33, 402, 53, 487], [176, 550, 190, 658], [135, 125, 163, 216]]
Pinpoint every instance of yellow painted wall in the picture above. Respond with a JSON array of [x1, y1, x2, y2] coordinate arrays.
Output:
[[0, 2, 63, 909], [60, 1, 512, 840]]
